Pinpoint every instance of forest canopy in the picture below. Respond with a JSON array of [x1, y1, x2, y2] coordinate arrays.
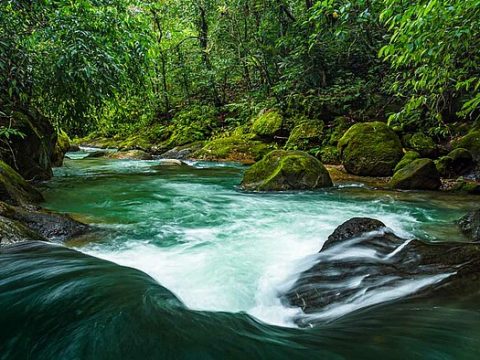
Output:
[[1, 0, 479, 137]]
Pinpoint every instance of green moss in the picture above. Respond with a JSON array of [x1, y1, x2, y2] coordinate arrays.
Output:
[[435, 148, 474, 178], [251, 110, 283, 137], [338, 122, 403, 176], [285, 121, 324, 150], [316, 146, 340, 165], [403, 132, 437, 158], [452, 129, 480, 161], [394, 151, 420, 172], [195, 135, 273, 163], [52, 130, 72, 167], [389, 158, 441, 190], [450, 180, 480, 194], [0, 160, 44, 206], [241, 150, 332, 191], [326, 116, 351, 146]]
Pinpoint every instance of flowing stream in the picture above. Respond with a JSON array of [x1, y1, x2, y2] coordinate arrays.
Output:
[[1, 153, 480, 359]]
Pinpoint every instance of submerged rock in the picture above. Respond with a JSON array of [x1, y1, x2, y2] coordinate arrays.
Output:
[[0, 161, 44, 206], [241, 150, 332, 191], [0, 202, 89, 242], [389, 158, 441, 190], [458, 209, 480, 242], [283, 217, 480, 327], [338, 122, 403, 176]]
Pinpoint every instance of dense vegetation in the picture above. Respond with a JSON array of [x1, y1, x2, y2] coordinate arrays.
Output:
[[1, 0, 479, 147]]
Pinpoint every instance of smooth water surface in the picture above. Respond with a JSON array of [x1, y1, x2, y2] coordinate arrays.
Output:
[[1, 156, 479, 359]]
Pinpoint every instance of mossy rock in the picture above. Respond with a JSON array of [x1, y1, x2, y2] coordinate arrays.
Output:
[[394, 151, 420, 172], [389, 158, 441, 190], [251, 110, 283, 137], [435, 148, 475, 178], [452, 129, 480, 161], [107, 150, 153, 160], [52, 130, 72, 167], [403, 132, 437, 158], [338, 122, 403, 176], [285, 121, 324, 150], [241, 150, 332, 191], [316, 146, 341, 165], [0, 161, 44, 206], [450, 180, 480, 195], [194, 135, 273, 164], [326, 116, 352, 146]]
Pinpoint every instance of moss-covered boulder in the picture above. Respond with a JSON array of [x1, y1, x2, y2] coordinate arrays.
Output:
[[338, 122, 403, 176], [194, 135, 273, 164], [285, 121, 323, 150], [435, 148, 475, 178], [52, 130, 72, 167], [403, 132, 437, 158], [450, 180, 480, 194], [107, 150, 153, 160], [251, 110, 283, 138], [389, 158, 441, 190], [0, 161, 44, 206], [0, 110, 56, 180], [452, 129, 480, 161], [394, 151, 420, 172], [241, 150, 332, 191], [316, 146, 341, 165]]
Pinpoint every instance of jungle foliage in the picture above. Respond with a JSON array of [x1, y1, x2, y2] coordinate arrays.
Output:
[[1, 0, 479, 138]]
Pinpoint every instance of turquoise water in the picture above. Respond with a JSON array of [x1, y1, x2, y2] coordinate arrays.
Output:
[[1, 156, 480, 359]]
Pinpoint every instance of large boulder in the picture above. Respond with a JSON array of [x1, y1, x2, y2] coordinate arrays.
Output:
[[251, 109, 283, 138], [0, 161, 44, 206], [241, 150, 332, 191], [283, 217, 480, 327], [0, 202, 89, 242], [0, 110, 56, 180], [458, 209, 480, 242], [435, 148, 475, 178], [389, 158, 441, 190], [285, 121, 324, 150], [338, 122, 403, 176]]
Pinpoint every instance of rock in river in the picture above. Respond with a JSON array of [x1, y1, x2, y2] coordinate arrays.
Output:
[[283, 217, 480, 327], [241, 150, 332, 191]]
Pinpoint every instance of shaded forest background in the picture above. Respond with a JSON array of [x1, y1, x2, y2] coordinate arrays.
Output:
[[1, 0, 479, 144]]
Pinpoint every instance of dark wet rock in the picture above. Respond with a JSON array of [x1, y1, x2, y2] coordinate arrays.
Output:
[[241, 150, 332, 191], [283, 217, 480, 327], [0, 201, 90, 242], [458, 209, 480, 242], [389, 158, 441, 190], [0, 110, 56, 180], [159, 147, 193, 160], [0, 215, 45, 246], [0, 161, 44, 206], [338, 122, 403, 176], [322, 217, 385, 250]]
